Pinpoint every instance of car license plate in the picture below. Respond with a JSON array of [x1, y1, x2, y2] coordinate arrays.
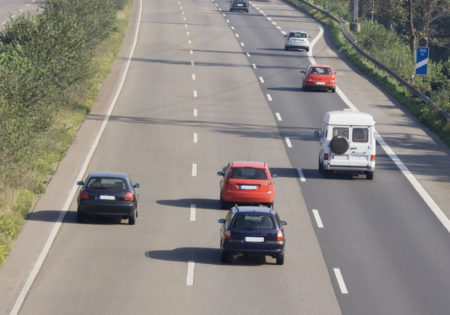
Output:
[[99, 195, 115, 200], [244, 237, 264, 243], [240, 185, 257, 190], [316, 82, 326, 85], [237, 3, 243, 6]]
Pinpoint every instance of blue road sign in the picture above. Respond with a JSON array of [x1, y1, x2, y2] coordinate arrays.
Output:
[[415, 47, 429, 75]]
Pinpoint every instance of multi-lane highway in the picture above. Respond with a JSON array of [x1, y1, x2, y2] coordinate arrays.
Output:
[[0, 0, 449, 314]]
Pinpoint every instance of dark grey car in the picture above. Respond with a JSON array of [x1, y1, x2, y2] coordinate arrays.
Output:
[[219, 205, 287, 265]]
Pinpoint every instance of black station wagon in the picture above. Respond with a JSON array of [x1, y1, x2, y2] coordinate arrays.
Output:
[[219, 205, 287, 265]]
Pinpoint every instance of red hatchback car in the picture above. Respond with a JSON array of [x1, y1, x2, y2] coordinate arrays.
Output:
[[217, 161, 275, 209], [301, 64, 336, 92]]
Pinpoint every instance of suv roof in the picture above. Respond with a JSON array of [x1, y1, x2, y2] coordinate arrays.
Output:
[[323, 111, 375, 127]]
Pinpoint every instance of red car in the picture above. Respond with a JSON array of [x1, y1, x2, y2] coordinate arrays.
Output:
[[301, 64, 336, 92], [217, 161, 275, 209]]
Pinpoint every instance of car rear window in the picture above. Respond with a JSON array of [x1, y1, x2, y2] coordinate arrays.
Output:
[[289, 32, 307, 38], [86, 177, 126, 190], [229, 167, 268, 180], [333, 127, 349, 139], [232, 214, 275, 230], [352, 128, 369, 142], [310, 67, 332, 75]]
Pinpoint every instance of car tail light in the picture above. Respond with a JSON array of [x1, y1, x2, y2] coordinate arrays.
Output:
[[324, 153, 329, 160], [225, 228, 231, 239], [124, 192, 134, 201], [277, 230, 284, 241], [80, 190, 89, 199], [371, 155, 376, 161]]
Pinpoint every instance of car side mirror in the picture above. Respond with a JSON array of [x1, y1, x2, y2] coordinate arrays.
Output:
[[217, 171, 224, 176], [134, 183, 140, 188], [76, 180, 84, 186], [218, 219, 225, 224], [280, 221, 287, 226], [314, 130, 321, 138], [301, 70, 305, 74]]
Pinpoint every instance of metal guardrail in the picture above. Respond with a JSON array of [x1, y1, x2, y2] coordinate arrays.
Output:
[[294, 0, 450, 122]]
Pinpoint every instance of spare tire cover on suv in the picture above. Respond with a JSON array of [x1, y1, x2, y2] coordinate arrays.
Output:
[[330, 136, 349, 154]]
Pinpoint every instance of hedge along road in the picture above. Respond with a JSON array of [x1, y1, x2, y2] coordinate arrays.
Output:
[[0, 0, 42, 26]]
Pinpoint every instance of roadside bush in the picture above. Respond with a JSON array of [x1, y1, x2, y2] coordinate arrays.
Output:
[[0, 0, 131, 264]]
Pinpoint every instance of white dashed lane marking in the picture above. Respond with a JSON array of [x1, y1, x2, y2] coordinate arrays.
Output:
[[275, 112, 282, 121], [285, 137, 292, 148], [193, 90, 198, 98], [192, 163, 197, 176], [266, 93, 272, 101], [192, 73, 196, 80], [297, 168, 306, 182], [333, 268, 349, 294], [193, 108, 198, 117], [190, 204, 196, 221], [259, 76, 264, 83], [312, 209, 324, 228], [193, 132, 198, 143], [186, 261, 195, 286]]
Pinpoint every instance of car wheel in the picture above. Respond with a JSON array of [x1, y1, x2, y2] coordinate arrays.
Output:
[[128, 209, 136, 225], [284, 46, 288, 51], [306, 48, 310, 52], [276, 253, 284, 265], [220, 250, 229, 263], [366, 171, 374, 180], [330, 136, 349, 154], [331, 87, 336, 93], [76, 211, 84, 223], [267, 202, 274, 208], [220, 197, 228, 209]]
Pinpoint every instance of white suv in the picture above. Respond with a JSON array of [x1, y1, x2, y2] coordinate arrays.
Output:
[[318, 110, 376, 179]]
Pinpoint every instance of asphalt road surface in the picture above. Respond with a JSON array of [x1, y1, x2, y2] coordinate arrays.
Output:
[[0, 0, 449, 314], [0, 0, 41, 26]]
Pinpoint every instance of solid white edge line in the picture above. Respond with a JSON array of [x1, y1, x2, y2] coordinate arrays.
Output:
[[192, 163, 197, 177], [275, 112, 282, 121], [375, 132, 450, 232], [333, 268, 349, 294], [8, 1, 143, 314], [297, 168, 306, 182], [190, 204, 196, 221], [285, 137, 292, 148], [312, 209, 324, 228], [310, 24, 450, 233], [186, 261, 195, 286]]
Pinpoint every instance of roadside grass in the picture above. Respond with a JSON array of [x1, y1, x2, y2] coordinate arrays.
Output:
[[0, 0, 132, 264], [284, 0, 450, 146]]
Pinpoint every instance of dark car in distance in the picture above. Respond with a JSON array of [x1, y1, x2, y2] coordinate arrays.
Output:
[[76, 172, 140, 225], [219, 206, 287, 265], [230, 0, 249, 12]]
